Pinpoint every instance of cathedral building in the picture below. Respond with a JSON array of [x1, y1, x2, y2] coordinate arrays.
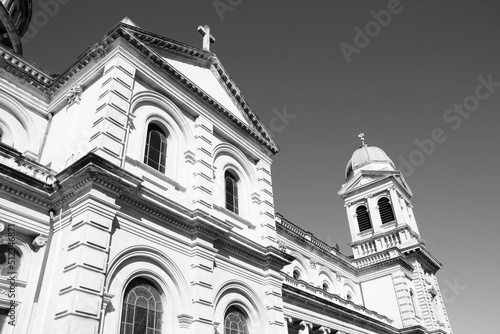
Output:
[[0, 2, 453, 333]]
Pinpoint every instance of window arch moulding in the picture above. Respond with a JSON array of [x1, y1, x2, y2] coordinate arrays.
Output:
[[213, 144, 260, 229], [213, 280, 269, 334], [125, 95, 194, 193], [104, 246, 192, 334]]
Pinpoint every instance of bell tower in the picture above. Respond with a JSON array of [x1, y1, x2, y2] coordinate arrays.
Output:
[[339, 134, 453, 333], [338, 134, 422, 258]]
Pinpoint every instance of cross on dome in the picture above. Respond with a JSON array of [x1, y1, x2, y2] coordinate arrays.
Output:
[[358, 133, 366, 147], [197, 25, 215, 51]]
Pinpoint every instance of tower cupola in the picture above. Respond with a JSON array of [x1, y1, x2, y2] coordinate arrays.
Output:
[[345, 133, 396, 180]]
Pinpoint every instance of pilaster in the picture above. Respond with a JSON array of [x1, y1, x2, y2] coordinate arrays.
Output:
[[192, 115, 214, 213], [391, 272, 414, 327], [50, 189, 119, 334], [263, 276, 286, 332], [256, 159, 277, 247], [411, 261, 436, 331], [189, 237, 217, 333], [90, 56, 136, 166]]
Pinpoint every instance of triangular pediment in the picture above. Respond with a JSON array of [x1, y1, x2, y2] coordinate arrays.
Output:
[[161, 57, 251, 126], [117, 22, 278, 153], [338, 170, 412, 198]]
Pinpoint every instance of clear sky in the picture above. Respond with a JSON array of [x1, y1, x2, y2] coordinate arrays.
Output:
[[22, 0, 499, 332]]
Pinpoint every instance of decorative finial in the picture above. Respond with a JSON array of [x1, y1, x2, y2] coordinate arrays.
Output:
[[358, 133, 366, 146], [197, 25, 215, 51]]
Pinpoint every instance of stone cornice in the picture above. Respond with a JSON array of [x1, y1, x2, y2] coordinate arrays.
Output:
[[402, 245, 442, 272], [339, 171, 412, 200], [214, 238, 293, 270]]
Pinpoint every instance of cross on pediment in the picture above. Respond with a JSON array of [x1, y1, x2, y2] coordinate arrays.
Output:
[[197, 25, 215, 51]]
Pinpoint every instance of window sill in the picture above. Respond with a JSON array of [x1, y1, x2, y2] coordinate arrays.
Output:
[[213, 204, 256, 230], [381, 220, 396, 227], [125, 156, 186, 192], [357, 228, 373, 237]]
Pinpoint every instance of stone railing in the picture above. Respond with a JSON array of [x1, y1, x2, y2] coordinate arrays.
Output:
[[275, 213, 354, 265], [283, 274, 393, 325], [0, 143, 56, 184], [353, 248, 401, 269]]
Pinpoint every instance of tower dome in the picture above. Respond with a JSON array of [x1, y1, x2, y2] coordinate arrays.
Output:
[[345, 134, 396, 180], [0, 0, 32, 54]]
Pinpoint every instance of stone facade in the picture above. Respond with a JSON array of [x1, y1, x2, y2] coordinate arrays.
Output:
[[0, 18, 452, 334]]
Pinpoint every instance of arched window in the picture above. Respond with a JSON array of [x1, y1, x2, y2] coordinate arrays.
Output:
[[346, 293, 352, 301], [378, 197, 395, 224], [292, 269, 301, 280], [0, 244, 21, 276], [120, 278, 163, 334], [225, 170, 239, 214], [322, 282, 329, 292], [144, 123, 168, 173], [224, 306, 249, 334], [356, 205, 372, 232]]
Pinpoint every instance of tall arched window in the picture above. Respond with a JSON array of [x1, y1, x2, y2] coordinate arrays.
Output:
[[120, 278, 163, 334], [225, 170, 239, 214], [144, 123, 168, 173], [378, 197, 395, 224], [356, 205, 372, 232], [224, 306, 249, 334]]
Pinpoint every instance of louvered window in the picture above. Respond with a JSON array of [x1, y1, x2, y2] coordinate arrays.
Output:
[[356, 205, 372, 232], [378, 197, 395, 224]]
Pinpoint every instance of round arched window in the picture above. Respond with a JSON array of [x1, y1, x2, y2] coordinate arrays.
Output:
[[120, 277, 163, 334], [224, 306, 249, 334], [292, 269, 301, 280]]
